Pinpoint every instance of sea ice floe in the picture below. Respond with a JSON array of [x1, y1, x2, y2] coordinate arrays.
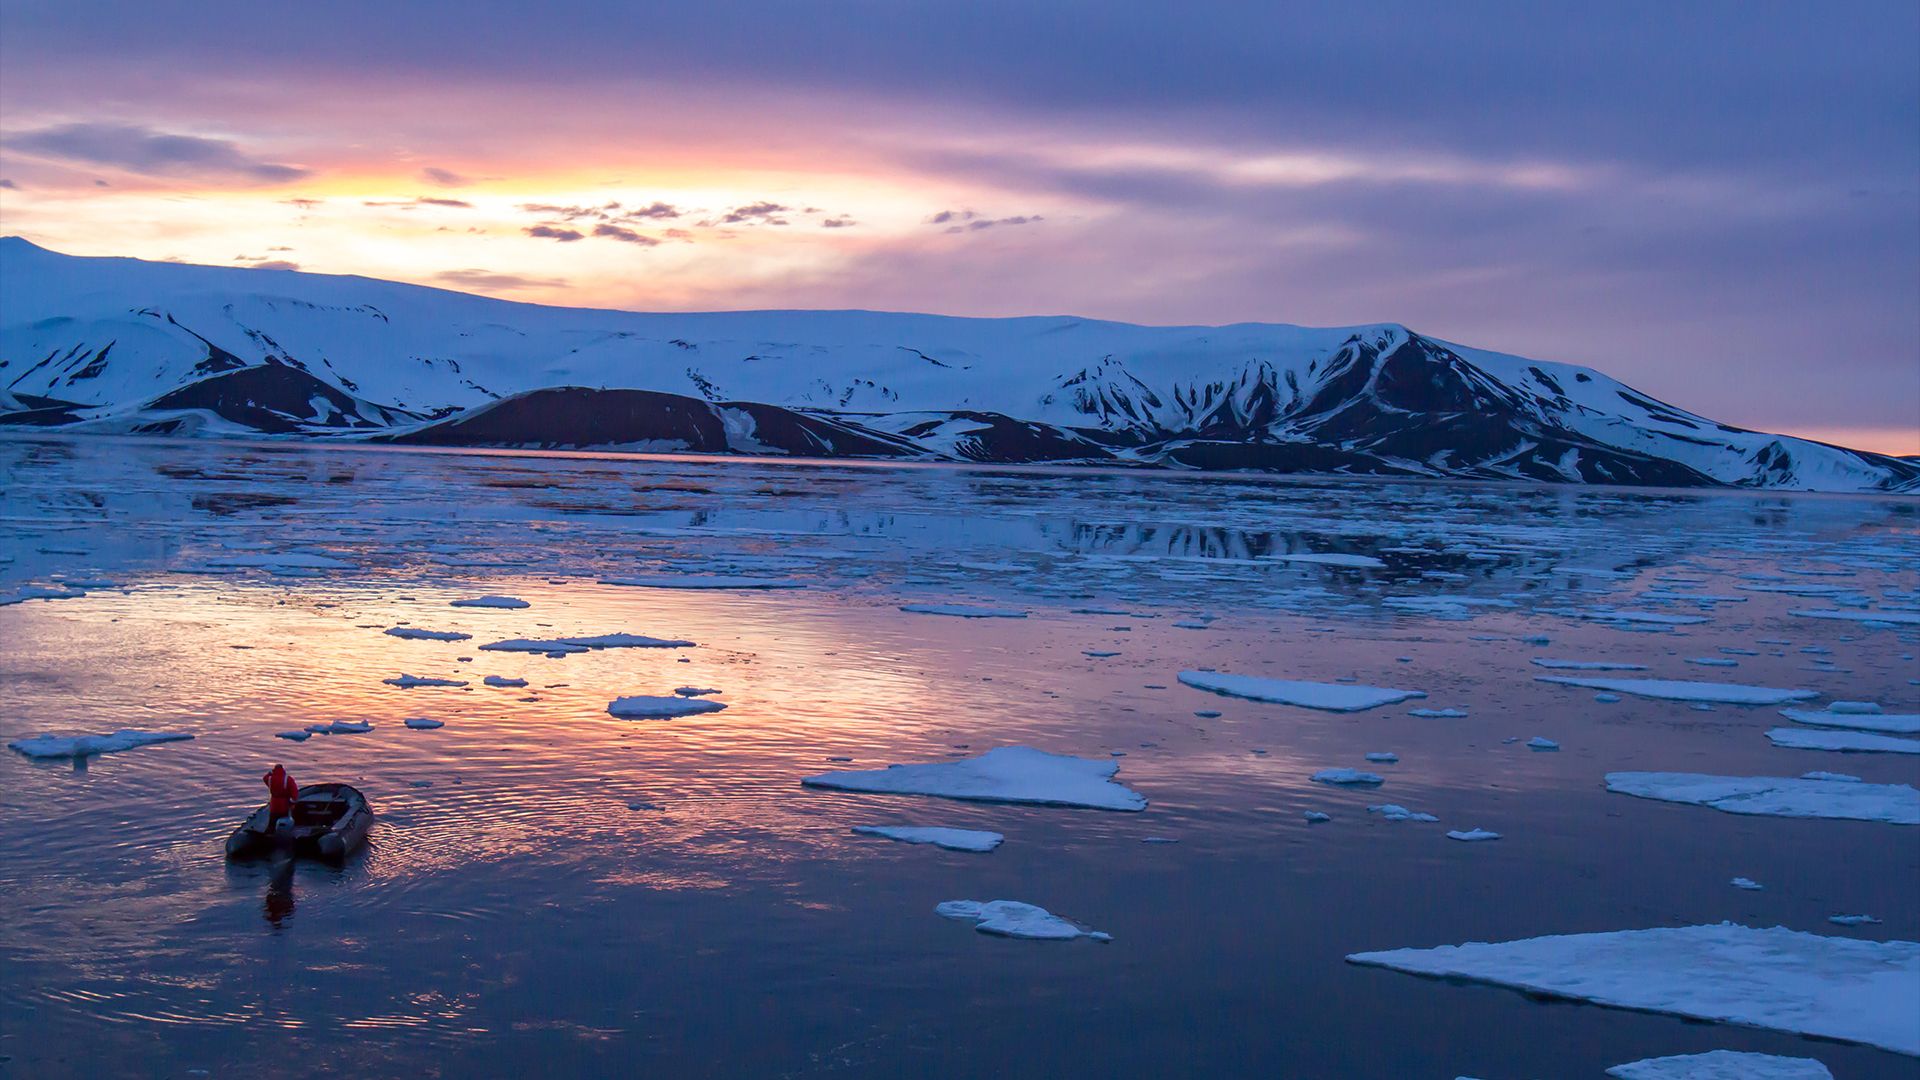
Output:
[[1604, 772, 1920, 824], [1530, 658, 1650, 671], [1731, 877, 1763, 890], [1313, 769, 1386, 786], [673, 686, 721, 697], [1790, 609, 1920, 626], [1535, 676, 1817, 705], [479, 633, 693, 654], [851, 825, 1003, 852], [1179, 671, 1425, 712], [483, 675, 528, 687], [8, 730, 193, 759], [384, 627, 473, 642], [1800, 771, 1861, 783], [305, 720, 372, 735], [450, 595, 530, 608], [1605, 1050, 1833, 1080], [1765, 728, 1920, 754], [1368, 804, 1437, 822], [1595, 693, 1622, 703], [1687, 658, 1739, 667], [1347, 923, 1919, 1055], [803, 746, 1147, 811], [276, 730, 311, 741], [404, 717, 445, 730], [1261, 552, 1386, 569], [383, 674, 468, 688], [0, 585, 86, 606], [1447, 828, 1501, 841], [1409, 708, 1468, 718], [607, 695, 728, 719], [1365, 752, 1399, 763], [935, 900, 1109, 941], [1778, 708, 1920, 735], [1304, 811, 1331, 823], [1083, 650, 1120, 658], [1829, 914, 1880, 926], [604, 576, 804, 589], [899, 603, 1028, 618], [1527, 737, 1559, 751]]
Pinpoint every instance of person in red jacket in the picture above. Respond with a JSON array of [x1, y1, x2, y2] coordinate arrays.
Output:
[[264, 764, 299, 831]]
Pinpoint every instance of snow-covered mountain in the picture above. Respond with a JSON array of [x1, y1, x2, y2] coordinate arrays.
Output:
[[1, 237, 1911, 492]]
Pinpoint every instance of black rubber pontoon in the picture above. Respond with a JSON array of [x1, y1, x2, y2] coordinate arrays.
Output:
[[225, 782, 373, 861]]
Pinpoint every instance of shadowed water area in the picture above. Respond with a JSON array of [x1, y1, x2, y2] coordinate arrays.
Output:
[[1, 434, 1916, 1078]]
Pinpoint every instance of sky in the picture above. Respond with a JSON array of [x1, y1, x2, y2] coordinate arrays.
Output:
[[0, 1, 1915, 453]]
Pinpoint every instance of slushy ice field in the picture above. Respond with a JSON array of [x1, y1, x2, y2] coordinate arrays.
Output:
[[2, 434, 1915, 1079]]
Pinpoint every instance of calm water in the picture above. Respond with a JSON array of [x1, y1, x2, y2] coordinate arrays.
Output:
[[1, 434, 1915, 1078]]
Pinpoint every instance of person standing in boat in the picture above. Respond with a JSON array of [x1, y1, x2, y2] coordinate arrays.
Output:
[[264, 764, 299, 832]]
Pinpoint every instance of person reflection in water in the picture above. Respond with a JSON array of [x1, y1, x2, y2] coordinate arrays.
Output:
[[264, 764, 299, 833]]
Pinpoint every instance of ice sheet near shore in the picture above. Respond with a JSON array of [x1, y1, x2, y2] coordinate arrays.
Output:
[[1604, 772, 1920, 824], [1179, 671, 1426, 712], [1605, 1051, 1834, 1079], [803, 746, 1147, 811], [1535, 676, 1817, 705], [607, 695, 727, 719], [1347, 923, 1919, 1056], [9, 730, 193, 759], [851, 826, 1004, 852], [935, 900, 1109, 941], [1780, 708, 1920, 735], [898, 603, 1028, 618], [1766, 728, 1920, 754]]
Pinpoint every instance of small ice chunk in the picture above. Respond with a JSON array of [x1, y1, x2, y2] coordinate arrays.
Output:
[[404, 717, 445, 730], [851, 825, 1003, 852], [384, 627, 473, 642], [384, 674, 468, 688], [1304, 811, 1331, 823], [1368, 804, 1438, 822], [1083, 650, 1120, 658], [1731, 877, 1763, 890], [1595, 693, 1623, 703], [450, 595, 530, 608], [1604, 772, 1920, 823], [607, 695, 727, 719], [1365, 752, 1399, 763], [1765, 728, 1920, 754], [1530, 659, 1650, 671], [899, 603, 1027, 618], [306, 720, 372, 735], [560, 633, 697, 650], [1140, 836, 1180, 844], [1446, 828, 1501, 841], [1348, 923, 1920, 1055], [1687, 658, 1739, 667], [9, 730, 194, 759], [483, 675, 528, 687], [1535, 676, 1817, 705], [804, 746, 1147, 811], [935, 900, 1106, 941], [1828, 914, 1881, 926], [479, 638, 589, 654], [1527, 737, 1560, 751], [1828, 701, 1883, 715], [1193, 709, 1221, 718], [1313, 768, 1386, 786], [1778, 708, 1920, 735], [1801, 771, 1861, 782], [276, 730, 311, 741], [1409, 707, 1468, 718], [1172, 619, 1210, 629], [1605, 1050, 1834, 1079], [673, 686, 721, 697], [1180, 671, 1425, 712]]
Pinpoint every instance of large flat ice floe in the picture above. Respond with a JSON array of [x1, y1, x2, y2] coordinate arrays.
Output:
[[603, 575, 803, 589], [1766, 728, 1920, 754], [1179, 671, 1426, 712], [935, 900, 1109, 941], [384, 627, 473, 642], [851, 825, 1004, 852], [450, 595, 530, 609], [1535, 676, 1817, 705], [1347, 923, 1919, 1055], [1605, 1051, 1833, 1079], [607, 695, 728, 719], [898, 603, 1028, 618], [1604, 772, 1920, 824], [803, 746, 1147, 811], [383, 673, 468, 688], [1779, 708, 1920, 735], [9, 730, 194, 759], [479, 633, 694, 654]]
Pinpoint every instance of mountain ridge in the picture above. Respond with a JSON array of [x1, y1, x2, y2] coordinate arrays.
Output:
[[1, 237, 1910, 493]]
